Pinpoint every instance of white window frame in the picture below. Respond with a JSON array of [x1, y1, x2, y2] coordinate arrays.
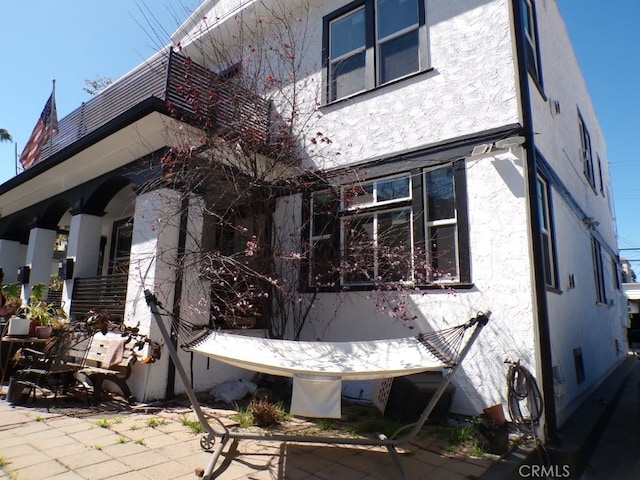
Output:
[[424, 165, 460, 283], [341, 175, 414, 285], [306, 163, 470, 289]]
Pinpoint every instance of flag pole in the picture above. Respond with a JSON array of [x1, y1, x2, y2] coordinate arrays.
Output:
[[49, 79, 56, 155], [14, 141, 18, 176]]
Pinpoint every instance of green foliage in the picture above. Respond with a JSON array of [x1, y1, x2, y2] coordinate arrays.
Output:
[[0, 128, 12, 142], [352, 418, 404, 438], [231, 400, 290, 428], [17, 282, 68, 327], [180, 415, 206, 434], [95, 418, 112, 429], [146, 417, 167, 428], [317, 419, 336, 431], [1, 283, 20, 300]]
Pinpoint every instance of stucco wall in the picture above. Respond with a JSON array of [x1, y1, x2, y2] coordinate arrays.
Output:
[[525, 0, 627, 424], [163, 0, 532, 415], [159, 0, 626, 423]]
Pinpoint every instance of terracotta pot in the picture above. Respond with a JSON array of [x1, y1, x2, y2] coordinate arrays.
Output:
[[483, 403, 507, 425], [35, 325, 53, 339]]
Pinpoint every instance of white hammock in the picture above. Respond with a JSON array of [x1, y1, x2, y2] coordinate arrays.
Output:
[[183, 322, 471, 418], [145, 291, 490, 479], [185, 331, 447, 381]]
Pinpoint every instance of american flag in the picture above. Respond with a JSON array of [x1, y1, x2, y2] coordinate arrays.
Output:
[[20, 91, 59, 170]]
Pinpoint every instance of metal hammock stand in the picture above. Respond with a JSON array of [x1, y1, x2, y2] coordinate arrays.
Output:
[[144, 290, 490, 480]]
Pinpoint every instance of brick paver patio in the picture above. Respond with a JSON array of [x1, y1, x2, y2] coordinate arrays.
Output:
[[0, 393, 494, 480]]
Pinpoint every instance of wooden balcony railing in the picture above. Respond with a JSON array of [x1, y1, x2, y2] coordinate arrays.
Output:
[[39, 50, 272, 161]]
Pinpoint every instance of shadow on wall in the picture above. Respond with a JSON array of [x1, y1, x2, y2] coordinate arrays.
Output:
[[491, 157, 526, 198], [428, 0, 496, 26]]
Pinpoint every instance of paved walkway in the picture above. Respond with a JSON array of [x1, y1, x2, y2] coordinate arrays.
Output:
[[0, 396, 493, 480], [579, 356, 640, 479]]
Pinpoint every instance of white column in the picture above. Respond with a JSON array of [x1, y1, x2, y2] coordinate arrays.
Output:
[[124, 188, 183, 401], [180, 194, 208, 326], [62, 212, 103, 315], [0, 239, 27, 284], [24, 227, 57, 302]]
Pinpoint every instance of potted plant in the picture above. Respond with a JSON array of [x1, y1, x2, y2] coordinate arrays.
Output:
[[17, 283, 68, 338]]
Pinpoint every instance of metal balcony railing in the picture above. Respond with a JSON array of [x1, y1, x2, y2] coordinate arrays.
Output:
[[40, 50, 272, 161]]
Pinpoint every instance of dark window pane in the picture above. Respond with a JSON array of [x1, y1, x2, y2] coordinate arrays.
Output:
[[536, 178, 549, 230], [343, 216, 375, 283], [377, 0, 418, 39], [312, 192, 338, 237], [426, 166, 455, 221], [345, 182, 374, 207], [312, 238, 339, 286], [428, 224, 458, 280], [331, 53, 366, 101], [330, 9, 365, 59], [378, 209, 412, 281], [541, 232, 552, 284], [379, 30, 419, 83], [521, 0, 534, 39], [377, 176, 410, 202]]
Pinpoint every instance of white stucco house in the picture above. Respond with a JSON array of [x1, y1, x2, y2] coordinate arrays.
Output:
[[0, 0, 627, 443]]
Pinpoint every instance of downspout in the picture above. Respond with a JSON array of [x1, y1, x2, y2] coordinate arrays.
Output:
[[166, 194, 190, 398], [511, 0, 559, 442]]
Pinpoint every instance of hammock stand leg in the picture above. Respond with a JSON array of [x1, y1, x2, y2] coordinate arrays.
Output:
[[145, 291, 488, 479]]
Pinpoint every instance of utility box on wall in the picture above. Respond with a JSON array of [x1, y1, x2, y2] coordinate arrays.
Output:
[[16, 266, 30, 284], [58, 258, 74, 280]]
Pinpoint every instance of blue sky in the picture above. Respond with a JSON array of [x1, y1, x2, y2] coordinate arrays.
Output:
[[557, 1, 640, 271], [0, 1, 196, 177], [1, 1, 639, 268]]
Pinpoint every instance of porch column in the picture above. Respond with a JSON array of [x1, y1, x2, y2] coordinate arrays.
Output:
[[124, 188, 183, 401], [62, 212, 103, 316], [24, 227, 57, 302], [0, 239, 27, 284], [180, 194, 208, 326]]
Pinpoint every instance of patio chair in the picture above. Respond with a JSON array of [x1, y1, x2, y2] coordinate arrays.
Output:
[[145, 290, 490, 480], [11, 330, 89, 410]]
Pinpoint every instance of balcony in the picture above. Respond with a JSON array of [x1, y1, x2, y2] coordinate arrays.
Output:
[[39, 50, 272, 162]]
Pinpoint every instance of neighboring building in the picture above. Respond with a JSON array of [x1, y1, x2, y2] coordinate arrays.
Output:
[[0, 0, 627, 443], [621, 258, 638, 349]]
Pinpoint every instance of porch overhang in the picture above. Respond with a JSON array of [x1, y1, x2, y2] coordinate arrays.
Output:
[[0, 100, 202, 219]]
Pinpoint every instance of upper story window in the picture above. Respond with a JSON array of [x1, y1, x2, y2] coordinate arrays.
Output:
[[325, 0, 428, 102], [592, 238, 607, 304], [579, 113, 596, 189], [520, 0, 542, 87], [306, 163, 470, 289], [536, 174, 557, 289]]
